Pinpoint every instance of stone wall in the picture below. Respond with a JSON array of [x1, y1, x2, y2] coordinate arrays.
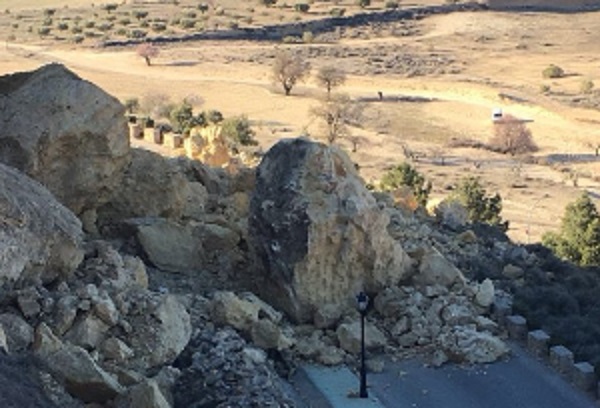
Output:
[[485, 0, 600, 10]]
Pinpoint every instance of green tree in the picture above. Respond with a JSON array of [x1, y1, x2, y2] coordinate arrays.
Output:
[[543, 192, 600, 266], [169, 101, 204, 134], [123, 97, 139, 114], [221, 115, 258, 146], [451, 176, 506, 229], [379, 163, 432, 208]]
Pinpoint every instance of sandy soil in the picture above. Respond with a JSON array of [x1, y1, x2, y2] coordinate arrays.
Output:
[[1, 4, 599, 244]]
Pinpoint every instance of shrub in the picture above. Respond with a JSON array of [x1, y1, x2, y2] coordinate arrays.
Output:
[[124, 97, 140, 114], [261, 0, 278, 6], [151, 22, 167, 32], [357, 0, 371, 7], [294, 3, 310, 12], [379, 163, 432, 208], [542, 192, 600, 266], [97, 22, 113, 31], [57, 22, 69, 30], [38, 27, 51, 36], [207, 110, 224, 124], [198, 3, 210, 13], [580, 79, 595, 95], [302, 30, 314, 43], [489, 114, 537, 156], [169, 101, 196, 133], [101, 3, 118, 13], [451, 176, 506, 229], [119, 18, 131, 25], [221, 116, 258, 146], [43, 8, 56, 17], [330, 7, 346, 16], [385, 0, 399, 9], [133, 11, 149, 20], [542, 64, 564, 79], [84, 20, 95, 28], [539, 84, 551, 94], [316, 65, 346, 97], [128, 29, 147, 39], [180, 19, 195, 29]]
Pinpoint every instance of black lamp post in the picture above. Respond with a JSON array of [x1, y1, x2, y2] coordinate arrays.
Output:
[[356, 291, 369, 398]]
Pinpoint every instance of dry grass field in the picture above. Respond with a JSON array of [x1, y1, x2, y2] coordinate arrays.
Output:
[[1, 0, 599, 243]]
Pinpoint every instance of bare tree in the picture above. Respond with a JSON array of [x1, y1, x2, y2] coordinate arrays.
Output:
[[310, 94, 364, 145], [347, 135, 368, 152], [490, 115, 537, 156], [316, 65, 346, 98], [272, 50, 310, 96], [136, 43, 159, 66], [586, 141, 600, 156]]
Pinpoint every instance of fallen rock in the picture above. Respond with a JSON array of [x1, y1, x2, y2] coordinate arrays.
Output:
[[64, 314, 109, 350], [250, 319, 283, 350], [0, 163, 84, 286], [101, 337, 134, 362], [0, 324, 7, 353], [210, 291, 261, 332], [0, 313, 34, 352], [474, 278, 495, 308], [438, 326, 509, 364], [502, 264, 524, 279], [116, 378, 170, 408], [314, 303, 343, 329], [414, 247, 466, 288], [336, 321, 387, 354], [134, 218, 204, 273], [249, 138, 412, 322], [0, 63, 129, 216], [185, 126, 231, 167], [97, 149, 191, 224], [33, 323, 123, 403], [127, 294, 191, 369], [17, 287, 42, 318]]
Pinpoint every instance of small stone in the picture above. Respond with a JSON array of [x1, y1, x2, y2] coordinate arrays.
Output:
[[78, 284, 99, 300], [502, 264, 524, 279], [317, 346, 346, 366], [101, 337, 134, 361], [118, 379, 170, 408], [336, 321, 387, 354], [78, 300, 92, 312], [456, 230, 477, 244], [93, 294, 120, 326], [0, 313, 34, 352], [314, 304, 343, 329], [250, 319, 282, 350], [475, 279, 495, 308], [65, 315, 110, 350], [17, 288, 41, 318], [0, 324, 8, 353], [53, 295, 79, 335], [242, 347, 267, 365], [366, 358, 385, 373]]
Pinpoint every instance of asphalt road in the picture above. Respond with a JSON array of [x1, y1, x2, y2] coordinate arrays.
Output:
[[368, 344, 597, 408]]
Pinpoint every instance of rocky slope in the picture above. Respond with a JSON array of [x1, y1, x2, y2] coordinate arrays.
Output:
[[0, 64, 519, 407]]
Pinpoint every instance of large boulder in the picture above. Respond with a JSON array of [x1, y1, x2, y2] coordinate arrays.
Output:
[[0, 163, 84, 286], [249, 138, 413, 322], [0, 63, 129, 216], [97, 149, 195, 224]]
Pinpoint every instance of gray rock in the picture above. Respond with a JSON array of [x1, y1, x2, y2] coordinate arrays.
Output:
[[249, 138, 412, 323], [336, 321, 387, 354], [134, 218, 204, 273], [0, 313, 34, 352], [17, 287, 42, 318], [474, 278, 495, 308], [33, 323, 123, 403], [116, 379, 170, 408], [0, 64, 129, 216], [0, 324, 7, 353], [0, 163, 84, 286], [93, 293, 120, 326], [210, 291, 261, 332], [314, 303, 343, 329], [100, 337, 134, 362], [127, 294, 192, 368], [414, 247, 466, 288], [250, 319, 283, 350], [97, 149, 190, 224], [64, 314, 110, 350], [53, 295, 79, 335]]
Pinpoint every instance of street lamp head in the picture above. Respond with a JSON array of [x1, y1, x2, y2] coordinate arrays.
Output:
[[356, 291, 369, 312]]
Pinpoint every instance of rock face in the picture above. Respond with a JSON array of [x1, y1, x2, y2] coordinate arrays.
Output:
[[249, 138, 412, 322], [0, 163, 84, 286], [185, 126, 231, 167], [0, 64, 129, 216]]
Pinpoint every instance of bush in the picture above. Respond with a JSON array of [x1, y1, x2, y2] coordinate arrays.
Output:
[[170, 101, 197, 134], [207, 110, 224, 124], [124, 97, 140, 114], [221, 116, 258, 146], [580, 79, 595, 95], [302, 30, 314, 43], [38, 27, 51, 36], [128, 29, 147, 39], [489, 115, 537, 156], [385, 0, 399, 9], [539, 84, 550, 94], [379, 163, 432, 208], [357, 0, 371, 7], [133, 11, 149, 20], [57, 22, 69, 30], [43, 17, 53, 26], [261, 0, 278, 6], [451, 176, 506, 229], [542, 64, 564, 79], [294, 3, 310, 12], [151, 22, 167, 32], [180, 19, 195, 29], [329, 7, 346, 16], [542, 192, 600, 266]]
